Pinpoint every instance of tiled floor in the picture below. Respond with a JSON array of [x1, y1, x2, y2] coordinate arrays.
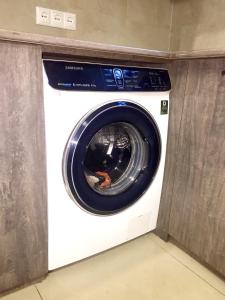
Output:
[[2, 234, 225, 300]]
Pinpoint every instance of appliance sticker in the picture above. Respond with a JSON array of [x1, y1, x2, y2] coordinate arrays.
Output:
[[161, 100, 168, 114]]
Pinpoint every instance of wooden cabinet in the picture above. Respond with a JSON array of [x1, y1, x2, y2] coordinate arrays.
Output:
[[0, 42, 47, 293], [157, 59, 225, 277], [156, 61, 188, 240], [0, 40, 224, 293]]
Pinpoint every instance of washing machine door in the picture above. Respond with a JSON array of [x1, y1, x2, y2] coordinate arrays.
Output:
[[63, 101, 161, 215]]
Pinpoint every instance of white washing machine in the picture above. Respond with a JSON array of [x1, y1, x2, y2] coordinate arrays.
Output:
[[42, 59, 171, 270]]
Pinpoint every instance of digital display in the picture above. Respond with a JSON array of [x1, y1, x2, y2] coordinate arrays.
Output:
[[43, 60, 171, 92]]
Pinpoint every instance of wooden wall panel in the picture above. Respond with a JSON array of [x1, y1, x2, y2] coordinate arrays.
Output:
[[156, 60, 189, 240], [0, 42, 47, 293], [168, 59, 225, 276]]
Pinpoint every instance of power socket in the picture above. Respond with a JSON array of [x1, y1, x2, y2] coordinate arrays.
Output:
[[36, 7, 76, 30], [64, 13, 76, 30], [36, 7, 50, 26], [51, 10, 64, 28]]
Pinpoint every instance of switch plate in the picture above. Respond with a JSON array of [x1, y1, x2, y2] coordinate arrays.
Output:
[[64, 13, 76, 30], [36, 7, 50, 26], [51, 10, 64, 28]]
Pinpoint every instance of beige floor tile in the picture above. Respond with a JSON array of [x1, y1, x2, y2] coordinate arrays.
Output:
[[36, 233, 225, 300], [1, 286, 41, 300], [151, 234, 225, 295]]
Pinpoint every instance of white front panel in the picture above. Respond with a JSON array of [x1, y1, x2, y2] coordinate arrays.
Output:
[[43, 69, 170, 270]]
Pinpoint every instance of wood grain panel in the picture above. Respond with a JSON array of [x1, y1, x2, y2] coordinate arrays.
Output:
[[0, 41, 47, 293], [169, 59, 225, 276], [156, 60, 189, 240]]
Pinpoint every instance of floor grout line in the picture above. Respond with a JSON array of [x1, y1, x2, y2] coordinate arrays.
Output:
[[165, 252, 225, 297], [34, 285, 44, 300], [152, 237, 225, 298]]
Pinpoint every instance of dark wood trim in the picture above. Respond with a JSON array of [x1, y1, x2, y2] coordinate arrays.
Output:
[[166, 58, 225, 277], [156, 60, 189, 240], [0, 41, 48, 294]]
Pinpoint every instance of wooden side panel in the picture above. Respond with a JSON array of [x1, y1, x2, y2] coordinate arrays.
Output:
[[0, 42, 47, 293], [156, 60, 189, 240], [169, 59, 225, 276]]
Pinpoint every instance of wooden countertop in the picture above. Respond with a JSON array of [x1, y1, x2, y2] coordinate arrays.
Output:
[[0, 29, 170, 63], [1, 29, 225, 61]]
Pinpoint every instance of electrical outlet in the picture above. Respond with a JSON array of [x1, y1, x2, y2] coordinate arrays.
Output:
[[36, 7, 50, 25], [64, 13, 76, 30], [51, 10, 64, 28], [36, 7, 76, 30]]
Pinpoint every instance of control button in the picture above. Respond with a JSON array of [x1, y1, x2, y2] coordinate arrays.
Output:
[[113, 68, 124, 88], [114, 69, 122, 79]]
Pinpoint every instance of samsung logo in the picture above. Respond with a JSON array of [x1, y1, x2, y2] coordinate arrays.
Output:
[[65, 66, 83, 70]]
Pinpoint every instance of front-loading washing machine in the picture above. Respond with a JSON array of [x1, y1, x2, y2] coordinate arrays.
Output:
[[42, 59, 171, 270]]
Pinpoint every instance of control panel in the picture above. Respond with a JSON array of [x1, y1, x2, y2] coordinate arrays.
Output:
[[43, 60, 171, 92]]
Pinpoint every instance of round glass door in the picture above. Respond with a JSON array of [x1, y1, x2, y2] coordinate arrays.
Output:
[[63, 101, 161, 215], [84, 122, 148, 195]]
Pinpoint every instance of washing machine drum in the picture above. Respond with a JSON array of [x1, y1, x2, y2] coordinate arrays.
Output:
[[63, 101, 161, 215]]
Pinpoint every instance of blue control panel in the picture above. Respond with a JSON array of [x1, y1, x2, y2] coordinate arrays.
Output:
[[43, 60, 171, 92]]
